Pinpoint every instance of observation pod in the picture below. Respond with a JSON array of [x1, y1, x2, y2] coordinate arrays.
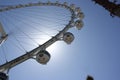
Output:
[[70, 4, 75, 10], [75, 7, 81, 13], [63, 32, 74, 44], [77, 12, 84, 19], [75, 20, 84, 30], [0, 72, 8, 80], [36, 50, 51, 65], [63, 2, 68, 6]]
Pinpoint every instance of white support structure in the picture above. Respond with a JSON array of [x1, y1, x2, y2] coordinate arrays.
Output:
[[0, 1, 84, 72]]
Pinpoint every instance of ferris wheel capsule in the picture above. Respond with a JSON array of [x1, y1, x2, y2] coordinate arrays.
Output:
[[36, 50, 51, 65], [28, 3, 34, 6], [25, 4, 29, 7], [63, 32, 74, 44], [77, 12, 85, 19], [4, 7, 11, 11], [47, 1, 51, 5], [70, 4, 75, 10], [55, 1, 60, 6], [75, 7, 81, 13], [15, 5, 23, 8], [0, 72, 8, 80], [75, 20, 84, 30], [55, 1, 59, 4], [63, 2, 68, 6], [38, 1, 42, 5]]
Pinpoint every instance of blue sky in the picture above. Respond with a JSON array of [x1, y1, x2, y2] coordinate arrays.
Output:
[[0, 0, 120, 80]]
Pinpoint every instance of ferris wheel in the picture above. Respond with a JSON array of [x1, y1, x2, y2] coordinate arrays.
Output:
[[0, 1, 84, 80]]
